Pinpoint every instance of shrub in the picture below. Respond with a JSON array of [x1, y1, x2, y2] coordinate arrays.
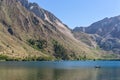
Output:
[[27, 39, 47, 50], [0, 55, 8, 61], [52, 40, 68, 60], [22, 56, 53, 61], [36, 40, 47, 49]]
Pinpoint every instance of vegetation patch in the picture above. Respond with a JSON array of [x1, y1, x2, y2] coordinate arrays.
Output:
[[0, 55, 20, 61], [27, 39, 47, 51], [52, 40, 69, 60], [0, 54, 54, 61], [22, 55, 53, 61], [0, 55, 8, 61]]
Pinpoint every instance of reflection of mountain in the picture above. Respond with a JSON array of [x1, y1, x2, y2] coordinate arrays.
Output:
[[52, 69, 97, 80], [0, 67, 96, 80], [0, 66, 120, 80], [1, 67, 120, 80]]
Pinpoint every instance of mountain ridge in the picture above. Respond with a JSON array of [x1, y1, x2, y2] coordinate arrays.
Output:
[[73, 15, 120, 55]]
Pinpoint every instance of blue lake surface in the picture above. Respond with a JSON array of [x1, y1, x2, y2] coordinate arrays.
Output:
[[0, 61, 120, 80]]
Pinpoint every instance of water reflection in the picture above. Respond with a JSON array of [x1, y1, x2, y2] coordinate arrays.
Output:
[[0, 67, 120, 80], [0, 61, 120, 80]]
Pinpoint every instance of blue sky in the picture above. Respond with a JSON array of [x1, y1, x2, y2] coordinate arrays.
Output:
[[29, 0, 120, 29]]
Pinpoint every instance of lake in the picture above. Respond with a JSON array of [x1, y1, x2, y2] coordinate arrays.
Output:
[[0, 61, 120, 80]]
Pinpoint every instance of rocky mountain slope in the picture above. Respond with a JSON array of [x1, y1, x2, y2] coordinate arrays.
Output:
[[73, 15, 120, 55], [0, 0, 108, 60]]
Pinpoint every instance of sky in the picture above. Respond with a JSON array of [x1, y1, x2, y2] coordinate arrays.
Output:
[[29, 0, 120, 29]]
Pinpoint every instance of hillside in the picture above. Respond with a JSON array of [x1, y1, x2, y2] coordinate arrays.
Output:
[[73, 15, 120, 57], [0, 0, 109, 61]]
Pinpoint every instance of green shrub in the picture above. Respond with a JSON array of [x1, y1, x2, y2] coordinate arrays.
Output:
[[52, 40, 69, 60], [0, 55, 8, 61], [27, 39, 47, 50], [36, 40, 47, 49], [28, 39, 35, 45], [22, 56, 53, 61], [0, 55, 20, 61]]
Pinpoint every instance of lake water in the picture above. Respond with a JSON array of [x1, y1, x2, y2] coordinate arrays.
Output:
[[0, 61, 120, 80]]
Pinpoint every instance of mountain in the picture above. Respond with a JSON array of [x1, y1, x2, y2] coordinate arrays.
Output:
[[0, 0, 107, 61], [73, 15, 120, 55], [18, 0, 62, 23]]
